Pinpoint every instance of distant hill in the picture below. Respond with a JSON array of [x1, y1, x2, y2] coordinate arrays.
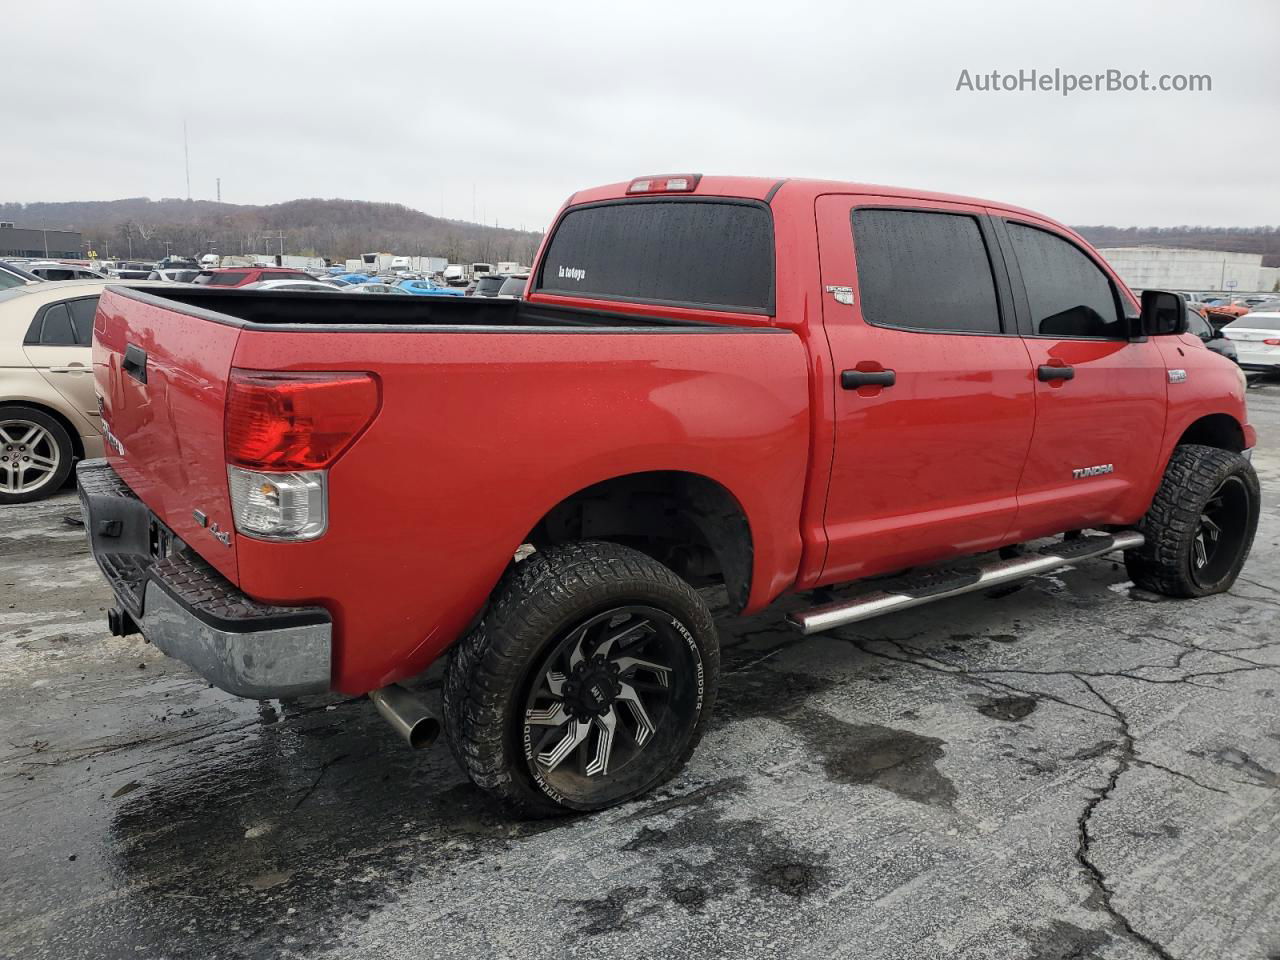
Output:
[[0, 197, 543, 265], [1074, 225, 1280, 265]]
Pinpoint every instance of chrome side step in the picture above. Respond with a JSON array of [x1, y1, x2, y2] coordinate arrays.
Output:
[[788, 531, 1144, 636]]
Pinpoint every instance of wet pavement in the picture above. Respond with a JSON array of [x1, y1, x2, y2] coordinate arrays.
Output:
[[4, 385, 1280, 960]]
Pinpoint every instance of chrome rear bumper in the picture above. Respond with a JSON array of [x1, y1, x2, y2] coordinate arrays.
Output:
[[77, 459, 332, 699]]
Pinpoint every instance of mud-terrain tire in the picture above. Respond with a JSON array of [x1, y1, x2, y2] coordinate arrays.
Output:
[[1125, 443, 1259, 598], [442, 541, 719, 816], [0, 406, 75, 505]]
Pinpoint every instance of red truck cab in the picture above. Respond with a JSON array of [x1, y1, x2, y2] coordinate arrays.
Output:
[[79, 175, 1258, 814]]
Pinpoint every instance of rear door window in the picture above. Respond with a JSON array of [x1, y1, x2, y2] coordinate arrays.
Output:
[[535, 199, 774, 313], [36, 303, 77, 345], [851, 208, 1002, 334], [1006, 223, 1124, 339], [68, 297, 100, 345]]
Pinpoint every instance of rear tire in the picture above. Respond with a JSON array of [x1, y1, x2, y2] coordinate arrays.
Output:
[[0, 406, 75, 505], [442, 541, 719, 816], [1125, 444, 1259, 597]]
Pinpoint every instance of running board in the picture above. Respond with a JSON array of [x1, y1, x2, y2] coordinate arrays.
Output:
[[788, 531, 1145, 636]]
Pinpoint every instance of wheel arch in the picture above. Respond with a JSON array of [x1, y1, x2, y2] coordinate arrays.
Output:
[[1175, 412, 1246, 454], [522, 470, 755, 613]]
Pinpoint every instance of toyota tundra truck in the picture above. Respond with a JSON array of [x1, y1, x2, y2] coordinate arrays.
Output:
[[78, 174, 1259, 814]]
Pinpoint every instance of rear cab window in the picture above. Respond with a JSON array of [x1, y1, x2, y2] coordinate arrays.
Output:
[[534, 198, 775, 314]]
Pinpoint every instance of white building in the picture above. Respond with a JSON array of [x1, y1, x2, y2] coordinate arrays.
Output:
[[1096, 246, 1278, 294]]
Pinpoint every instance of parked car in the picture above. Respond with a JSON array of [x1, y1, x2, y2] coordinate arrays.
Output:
[[80, 174, 1258, 816], [1186, 305, 1238, 363], [471, 275, 510, 298], [0, 261, 42, 290], [334, 273, 373, 285], [1222, 312, 1280, 372], [1, 279, 159, 502], [25, 262, 107, 281], [147, 268, 202, 283], [496, 275, 529, 299], [105, 261, 155, 280], [398, 279, 466, 297], [346, 282, 410, 295], [241, 279, 342, 294], [193, 267, 315, 288], [1206, 301, 1252, 329]]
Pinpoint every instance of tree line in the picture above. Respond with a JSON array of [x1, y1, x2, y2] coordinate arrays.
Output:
[[0, 197, 544, 265]]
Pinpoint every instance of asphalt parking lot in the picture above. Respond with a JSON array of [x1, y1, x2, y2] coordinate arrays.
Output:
[[3, 387, 1280, 960]]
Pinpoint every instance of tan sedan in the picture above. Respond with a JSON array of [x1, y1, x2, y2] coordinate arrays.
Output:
[[0, 280, 159, 503]]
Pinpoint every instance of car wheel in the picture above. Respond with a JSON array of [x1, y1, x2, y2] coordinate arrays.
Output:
[[0, 406, 75, 504], [442, 541, 719, 816], [1125, 443, 1260, 597]]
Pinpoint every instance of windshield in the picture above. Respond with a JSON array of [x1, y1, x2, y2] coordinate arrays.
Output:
[[498, 277, 527, 296]]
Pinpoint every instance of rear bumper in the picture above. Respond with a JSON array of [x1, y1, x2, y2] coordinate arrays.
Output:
[[77, 459, 332, 699]]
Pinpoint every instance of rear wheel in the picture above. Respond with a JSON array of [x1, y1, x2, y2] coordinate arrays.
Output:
[[0, 406, 74, 504], [1125, 443, 1259, 597], [443, 541, 719, 816]]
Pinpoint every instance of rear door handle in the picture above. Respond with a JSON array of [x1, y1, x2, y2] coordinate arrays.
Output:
[[841, 369, 896, 389], [48, 364, 88, 374], [123, 344, 147, 384], [1037, 364, 1074, 382]]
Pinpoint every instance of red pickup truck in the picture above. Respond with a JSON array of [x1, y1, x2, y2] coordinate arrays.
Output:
[[78, 175, 1259, 815]]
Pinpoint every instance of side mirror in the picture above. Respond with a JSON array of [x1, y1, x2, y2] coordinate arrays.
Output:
[[1140, 290, 1188, 337]]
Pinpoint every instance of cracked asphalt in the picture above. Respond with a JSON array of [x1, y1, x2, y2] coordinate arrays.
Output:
[[4, 385, 1280, 960]]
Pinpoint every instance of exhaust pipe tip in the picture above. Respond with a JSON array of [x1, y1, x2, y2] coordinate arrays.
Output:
[[369, 684, 441, 750]]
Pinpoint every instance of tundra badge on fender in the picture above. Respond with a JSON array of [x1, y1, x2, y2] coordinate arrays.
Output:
[[1072, 464, 1114, 479]]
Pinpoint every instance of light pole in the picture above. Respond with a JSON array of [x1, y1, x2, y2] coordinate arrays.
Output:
[[263, 231, 285, 263]]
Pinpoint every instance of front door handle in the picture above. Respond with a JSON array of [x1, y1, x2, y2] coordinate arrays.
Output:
[[842, 369, 896, 389], [1037, 363, 1075, 382]]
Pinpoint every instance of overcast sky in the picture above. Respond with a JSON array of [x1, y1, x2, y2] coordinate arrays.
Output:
[[6, 0, 1278, 230]]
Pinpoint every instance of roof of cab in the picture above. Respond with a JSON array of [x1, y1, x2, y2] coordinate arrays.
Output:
[[567, 175, 1059, 230]]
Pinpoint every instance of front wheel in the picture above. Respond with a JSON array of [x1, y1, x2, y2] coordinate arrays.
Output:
[[442, 541, 719, 815], [1125, 443, 1260, 597]]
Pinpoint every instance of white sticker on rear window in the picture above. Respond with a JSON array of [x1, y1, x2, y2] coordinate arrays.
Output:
[[558, 266, 586, 282]]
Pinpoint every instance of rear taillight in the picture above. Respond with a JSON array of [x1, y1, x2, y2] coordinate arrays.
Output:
[[627, 174, 702, 194], [1265, 339, 1280, 346], [226, 370, 379, 470], [225, 370, 379, 541]]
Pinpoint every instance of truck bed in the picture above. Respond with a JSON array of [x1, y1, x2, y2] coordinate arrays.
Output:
[[91, 284, 810, 693], [120, 286, 762, 332]]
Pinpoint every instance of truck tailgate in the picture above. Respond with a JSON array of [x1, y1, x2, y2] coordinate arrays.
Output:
[[93, 286, 242, 582]]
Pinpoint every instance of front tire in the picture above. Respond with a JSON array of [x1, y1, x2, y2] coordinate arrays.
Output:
[[1125, 443, 1260, 597], [442, 541, 719, 816]]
